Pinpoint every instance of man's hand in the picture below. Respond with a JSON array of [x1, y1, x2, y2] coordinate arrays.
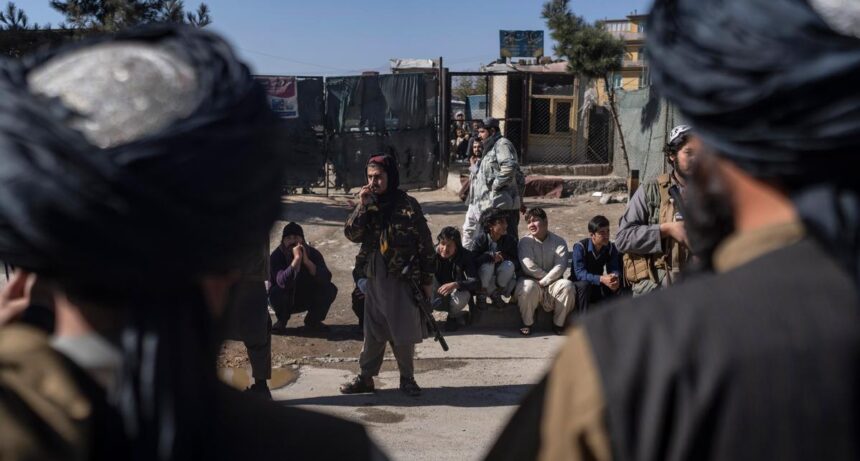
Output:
[[493, 252, 503, 263], [291, 244, 304, 260], [0, 270, 32, 326], [660, 221, 689, 247], [358, 185, 373, 206], [437, 282, 459, 296], [601, 273, 621, 292], [599, 274, 614, 287], [301, 245, 317, 275]]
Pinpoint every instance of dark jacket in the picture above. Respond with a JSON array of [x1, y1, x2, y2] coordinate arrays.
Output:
[[269, 244, 332, 292], [0, 326, 380, 461], [570, 238, 621, 285], [468, 231, 521, 273], [434, 247, 480, 293], [345, 189, 435, 285]]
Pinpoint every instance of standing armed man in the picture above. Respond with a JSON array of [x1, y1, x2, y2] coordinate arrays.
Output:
[[616, 125, 697, 295], [340, 154, 435, 397]]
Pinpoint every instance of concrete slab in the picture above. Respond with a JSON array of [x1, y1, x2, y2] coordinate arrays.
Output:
[[416, 329, 566, 360], [274, 331, 568, 461]]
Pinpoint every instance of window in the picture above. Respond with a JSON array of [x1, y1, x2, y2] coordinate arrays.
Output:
[[612, 73, 623, 89], [637, 22, 646, 34], [530, 99, 550, 135], [555, 101, 571, 133], [604, 22, 630, 32], [532, 74, 575, 96]]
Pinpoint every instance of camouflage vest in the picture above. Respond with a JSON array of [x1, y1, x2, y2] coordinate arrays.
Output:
[[623, 174, 690, 285], [352, 191, 432, 283]]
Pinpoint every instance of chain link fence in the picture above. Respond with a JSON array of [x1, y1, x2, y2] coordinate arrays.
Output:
[[446, 72, 615, 168]]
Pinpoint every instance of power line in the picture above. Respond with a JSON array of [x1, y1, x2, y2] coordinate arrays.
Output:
[[237, 47, 361, 73]]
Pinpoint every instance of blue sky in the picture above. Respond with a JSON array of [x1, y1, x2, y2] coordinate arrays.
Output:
[[20, 0, 651, 75]]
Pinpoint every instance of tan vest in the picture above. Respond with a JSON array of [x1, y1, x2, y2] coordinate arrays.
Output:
[[623, 174, 690, 285]]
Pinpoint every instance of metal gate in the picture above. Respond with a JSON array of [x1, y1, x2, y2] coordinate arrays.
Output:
[[258, 72, 444, 194]]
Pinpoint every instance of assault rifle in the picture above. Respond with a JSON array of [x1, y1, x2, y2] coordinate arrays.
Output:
[[402, 258, 449, 352]]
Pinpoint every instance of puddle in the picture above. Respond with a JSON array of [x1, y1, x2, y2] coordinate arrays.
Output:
[[218, 367, 298, 390]]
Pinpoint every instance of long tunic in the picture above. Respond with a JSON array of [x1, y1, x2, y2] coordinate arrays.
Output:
[[517, 232, 569, 285], [365, 251, 428, 344]]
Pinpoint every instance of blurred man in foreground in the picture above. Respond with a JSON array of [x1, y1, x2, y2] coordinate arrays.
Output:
[[487, 0, 860, 459], [0, 25, 382, 460]]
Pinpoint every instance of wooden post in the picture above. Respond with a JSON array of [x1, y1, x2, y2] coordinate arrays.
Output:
[[628, 169, 640, 199]]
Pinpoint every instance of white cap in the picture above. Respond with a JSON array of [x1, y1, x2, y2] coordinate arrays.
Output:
[[668, 124, 692, 145]]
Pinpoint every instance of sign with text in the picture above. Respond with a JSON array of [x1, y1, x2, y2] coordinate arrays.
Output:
[[255, 76, 299, 119], [500, 30, 544, 59]]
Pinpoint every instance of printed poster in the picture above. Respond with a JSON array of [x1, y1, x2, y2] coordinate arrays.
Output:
[[255, 76, 299, 119]]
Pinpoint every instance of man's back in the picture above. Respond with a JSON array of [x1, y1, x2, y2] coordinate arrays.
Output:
[[584, 237, 860, 460], [489, 236, 860, 460]]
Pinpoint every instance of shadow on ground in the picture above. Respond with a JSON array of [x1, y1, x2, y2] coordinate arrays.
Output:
[[279, 383, 532, 408]]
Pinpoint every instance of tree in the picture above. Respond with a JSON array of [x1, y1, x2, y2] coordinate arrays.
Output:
[[0, 2, 38, 30], [185, 2, 209, 27], [542, 0, 630, 171], [50, 0, 212, 31], [452, 75, 489, 101]]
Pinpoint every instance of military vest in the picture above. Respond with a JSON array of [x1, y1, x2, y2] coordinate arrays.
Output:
[[622, 174, 690, 285]]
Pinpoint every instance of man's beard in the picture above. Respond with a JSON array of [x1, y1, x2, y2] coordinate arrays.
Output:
[[685, 156, 736, 271]]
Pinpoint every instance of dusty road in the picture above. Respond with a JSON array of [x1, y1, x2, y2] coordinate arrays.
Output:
[[219, 187, 626, 460]]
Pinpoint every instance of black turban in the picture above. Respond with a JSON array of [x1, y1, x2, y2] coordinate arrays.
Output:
[[0, 26, 285, 285], [648, 0, 860, 284], [0, 25, 287, 460]]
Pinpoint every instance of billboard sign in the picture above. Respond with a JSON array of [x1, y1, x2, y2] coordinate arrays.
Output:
[[500, 30, 544, 59]]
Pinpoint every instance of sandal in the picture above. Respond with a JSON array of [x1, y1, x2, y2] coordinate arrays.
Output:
[[519, 324, 532, 336]]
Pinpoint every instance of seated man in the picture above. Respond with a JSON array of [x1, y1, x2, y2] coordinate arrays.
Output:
[[434, 227, 480, 331], [467, 208, 520, 309], [268, 222, 337, 333], [515, 207, 575, 336], [569, 215, 621, 314]]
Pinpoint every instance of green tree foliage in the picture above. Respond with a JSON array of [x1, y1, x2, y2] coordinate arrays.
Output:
[[452, 75, 489, 101], [542, 0, 630, 169], [49, 0, 211, 31], [0, 2, 38, 30]]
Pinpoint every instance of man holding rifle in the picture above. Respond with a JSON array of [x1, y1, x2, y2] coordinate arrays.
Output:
[[341, 154, 436, 397]]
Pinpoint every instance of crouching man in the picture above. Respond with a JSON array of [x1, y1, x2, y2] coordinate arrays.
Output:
[[467, 208, 520, 309], [268, 222, 337, 333], [569, 215, 622, 315], [515, 207, 575, 336], [434, 227, 480, 331]]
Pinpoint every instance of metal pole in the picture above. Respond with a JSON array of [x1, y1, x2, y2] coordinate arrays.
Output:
[[438, 56, 446, 189]]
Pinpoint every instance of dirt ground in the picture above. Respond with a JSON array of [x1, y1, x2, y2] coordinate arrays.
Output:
[[217, 187, 627, 376]]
